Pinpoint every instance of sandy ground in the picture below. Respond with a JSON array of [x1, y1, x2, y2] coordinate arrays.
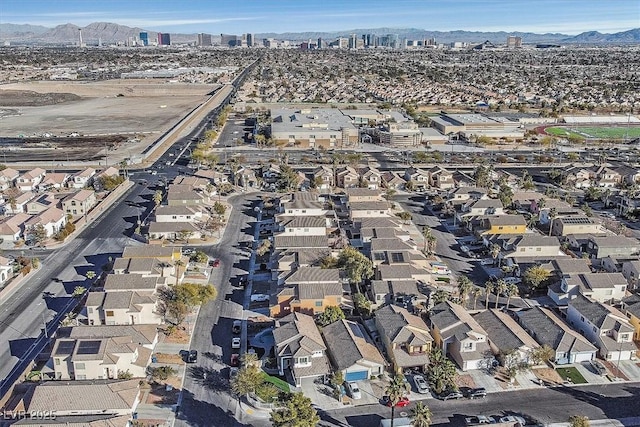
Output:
[[0, 79, 218, 163]]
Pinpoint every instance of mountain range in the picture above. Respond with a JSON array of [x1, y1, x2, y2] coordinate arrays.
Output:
[[1, 22, 639, 45]]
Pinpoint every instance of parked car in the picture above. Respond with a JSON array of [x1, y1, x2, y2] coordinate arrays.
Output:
[[413, 375, 429, 394], [229, 367, 239, 379], [232, 320, 241, 334], [480, 259, 494, 266], [465, 387, 487, 399], [232, 337, 241, 349], [187, 350, 198, 363], [499, 415, 526, 426], [230, 353, 240, 367], [465, 415, 496, 426], [503, 277, 522, 285], [382, 396, 410, 407], [209, 258, 220, 267], [590, 359, 607, 376], [251, 294, 270, 302], [437, 390, 463, 400], [345, 381, 362, 400]]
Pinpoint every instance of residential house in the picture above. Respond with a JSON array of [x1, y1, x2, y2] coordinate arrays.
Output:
[[166, 187, 206, 207], [358, 166, 382, 190], [380, 171, 406, 190], [148, 221, 202, 241], [548, 272, 628, 305], [16, 168, 46, 192], [61, 189, 97, 217], [37, 172, 71, 191], [102, 274, 164, 294], [476, 215, 527, 236], [563, 166, 595, 189], [428, 166, 455, 190], [348, 200, 392, 219], [20, 380, 140, 418], [615, 165, 640, 186], [272, 312, 331, 386], [122, 245, 181, 262], [428, 301, 491, 371], [112, 256, 175, 278], [322, 319, 386, 381], [537, 199, 580, 225], [501, 235, 561, 259], [70, 168, 96, 189], [0, 213, 29, 243], [447, 187, 490, 207], [154, 205, 204, 223], [312, 165, 334, 190], [601, 256, 639, 275], [25, 206, 66, 239], [596, 166, 622, 188], [516, 306, 597, 365], [0, 256, 14, 286], [374, 304, 433, 372], [344, 188, 383, 202], [587, 235, 640, 259], [473, 309, 540, 365], [92, 166, 120, 191], [369, 279, 426, 309], [271, 267, 346, 317], [620, 294, 640, 340], [335, 166, 359, 189], [276, 216, 327, 236], [261, 163, 282, 185], [195, 169, 229, 186], [511, 191, 547, 211], [85, 291, 162, 326], [403, 167, 430, 191], [64, 324, 159, 350], [26, 193, 57, 215], [0, 167, 19, 190], [233, 166, 258, 189], [50, 335, 152, 380], [459, 199, 504, 221], [621, 260, 640, 289], [567, 294, 636, 361], [280, 192, 326, 216], [3, 191, 36, 215], [551, 216, 605, 237]]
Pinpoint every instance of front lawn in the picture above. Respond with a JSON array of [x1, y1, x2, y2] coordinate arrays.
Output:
[[556, 367, 587, 384]]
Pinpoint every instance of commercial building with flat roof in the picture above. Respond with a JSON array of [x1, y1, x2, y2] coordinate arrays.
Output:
[[431, 113, 524, 140], [270, 108, 358, 149]]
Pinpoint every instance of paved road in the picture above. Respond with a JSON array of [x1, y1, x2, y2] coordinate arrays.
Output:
[[392, 194, 487, 283], [320, 382, 640, 426], [175, 193, 270, 427]]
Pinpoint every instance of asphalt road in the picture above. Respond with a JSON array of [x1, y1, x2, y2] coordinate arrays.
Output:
[[320, 382, 640, 426], [174, 193, 268, 427], [392, 194, 487, 283]]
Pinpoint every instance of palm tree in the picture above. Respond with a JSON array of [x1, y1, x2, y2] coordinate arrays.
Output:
[[174, 259, 185, 285], [548, 207, 558, 236], [470, 286, 482, 310], [489, 244, 501, 266], [409, 402, 432, 427], [537, 197, 546, 211], [504, 283, 519, 309], [493, 279, 507, 309], [457, 276, 474, 308], [527, 213, 539, 230], [385, 374, 410, 427], [484, 281, 495, 310], [422, 227, 437, 256]]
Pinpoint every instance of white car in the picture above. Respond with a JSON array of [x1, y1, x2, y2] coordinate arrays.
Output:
[[413, 374, 429, 394], [345, 381, 361, 400], [231, 337, 241, 349], [251, 294, 270, 302]]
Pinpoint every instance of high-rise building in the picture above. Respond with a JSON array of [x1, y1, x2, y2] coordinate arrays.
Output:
[[139, 32, 149, 46], [246, 33, 253, 47], [348, 33, 358, 49], [157, 33, 171, 46], [197, 33, 212, 46], [507, 35, 522, 48], [317, 37, 323, 49], [221, 34, 238, 47]]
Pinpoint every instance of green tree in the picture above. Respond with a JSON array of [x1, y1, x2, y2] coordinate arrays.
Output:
[[484, 281, 495, 310], [330, 370, 345, 400], [431, 289, 452, 305], [29, 224, 47, 244], [457, 276, 474, 307], [473, 165, 493, 189], [118, 370, 133, 380], [190, 251, 208, 263], [427, 348, 457, 394], [519, 171, 535, 190], [270, 393, 320, 427], [410, 402, 433, 427], [530, 345, 555, 366], [316, 306, 345, 326], [153, 190, 163, 207], [504, 283, 519, 310], [150, 366, 176, 382], [319, 255, 338, 269], [523, 265, 550, 292], [353, 293, 372, 316], [385, 374, 410, 427], [276, 164, 301, 192], [493, 279, 507, 309], [422, 227, 437, 255], [569, 415, 590, 427], [72, 286, 85, 298], [230, 360, 263, 401], [337, 246, 373, 284], [498, 183, 514, 208], [158, 282, 217, 325], [213, 201, 226, 216], [395, 211, 412, 223]]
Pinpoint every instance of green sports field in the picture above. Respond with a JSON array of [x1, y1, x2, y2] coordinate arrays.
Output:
[[545, 126, 640, 140]]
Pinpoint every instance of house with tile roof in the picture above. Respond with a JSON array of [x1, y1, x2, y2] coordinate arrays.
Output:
[[516, 306, 597, 365], [49, 335, 153, 380], [374, 305, 433, 372], [70, 168, 96, 189], [102, 274, 165, 293], [322, 318, 386, 381], [154, 205, 205, 223], [473, 309, 540, 365], [273, 312, 331, 386], [85, 291, 162, 326], [21, 379, 140, 417], [25, 206, 66, 238], [3, 191, 36, 215], [428, 301, 492, 371], [548, 272, 628, 305], [276, 215, 328, 236], [0, 167, 19, 190], [0, 213, 30, 243], [62, 325, 159, 349], [61, 189, 97, 217], [37, 172, 71, 191], [567, 294, 637, 361], [26, 193, 58, 215], [16, 168, 46, 191], [335, 166, 360, 189]]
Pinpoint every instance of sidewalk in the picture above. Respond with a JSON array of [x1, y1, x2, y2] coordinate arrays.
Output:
[[547, 418, 640, 427]]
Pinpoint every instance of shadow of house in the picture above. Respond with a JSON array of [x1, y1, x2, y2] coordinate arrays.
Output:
[[175, 388, 252, 427]]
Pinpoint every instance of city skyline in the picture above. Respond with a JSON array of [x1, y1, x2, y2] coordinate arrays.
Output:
[[1, 0, 639, 35]]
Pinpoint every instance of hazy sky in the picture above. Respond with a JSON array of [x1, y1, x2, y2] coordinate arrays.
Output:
[[2, 0, 639, 34]]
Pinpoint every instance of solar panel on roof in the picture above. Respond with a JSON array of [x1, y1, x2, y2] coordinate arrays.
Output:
[[76, 340, 102, 355], [55, 340, 76, 355]]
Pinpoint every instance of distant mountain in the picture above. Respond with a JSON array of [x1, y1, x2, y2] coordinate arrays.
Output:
[[0, 22, 638, 45], [563, 28, 640, 43]]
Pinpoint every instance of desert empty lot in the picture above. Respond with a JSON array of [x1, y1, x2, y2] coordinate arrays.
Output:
[[0, 80, 218, 163]]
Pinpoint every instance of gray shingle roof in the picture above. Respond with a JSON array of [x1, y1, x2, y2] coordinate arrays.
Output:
[[64, 325, 157, 346], [103, 274, 159, 292], [473, 309, 538, 353], [285, 267, 340, 284], [273, 235, 328, 249], [375, 305, 432, 345], [322, 319, 386, 370]]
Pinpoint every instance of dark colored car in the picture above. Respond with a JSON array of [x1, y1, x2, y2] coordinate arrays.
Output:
[[187, 350, 198, 363], [382, 395, 410, 407], [465, 387, 487, 399], [209, 258, 220, 267], [438, 390, 464, 400], [230, 353, 240, 367]]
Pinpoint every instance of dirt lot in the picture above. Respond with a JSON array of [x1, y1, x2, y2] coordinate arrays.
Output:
[[0, 80, 216, 163]]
